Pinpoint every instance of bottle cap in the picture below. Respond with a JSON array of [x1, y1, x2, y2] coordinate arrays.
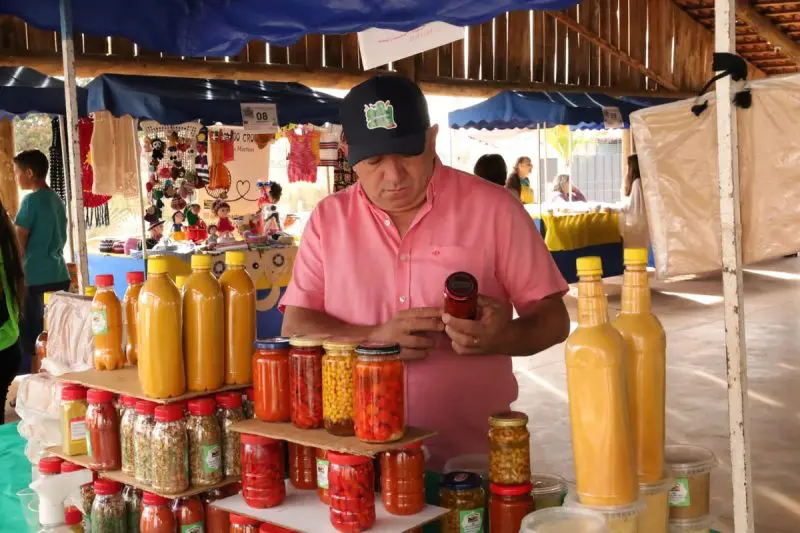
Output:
[[175, 275, 187, 289], [60, 461, 85, 474], [188, 398, 216, 417], [95, 274, 114, 288], [154, 404, 184, 423], [191, 254, 213, 269], [38, 456, 63, 475], [289, 335, 328, 348], [225, 251, 246, 266], [64, 507, 83, 526], [623, 247, 649, 266], [147, 257, 168, 274], [490, 482, 533, 496], [84, 286, 96, 297], [576, 256, 603, 277], [126, 271, 145, 284], [440, 471, 482, 491], [254, 337, 291, 351], [444, 271, 478, 301], [216, 392, 242, 409], [488, 411, 529, 428], [119, 395, 138, 408], [43, 292, 53, 305], [87, 389, 115, 404], [61, 385, 87, 401], [355, 342, 402, 357], [322, 338, 361, 352], [93, 479, 120, 496], [135, 400, 157, 416], [142, 492, 170, 506]]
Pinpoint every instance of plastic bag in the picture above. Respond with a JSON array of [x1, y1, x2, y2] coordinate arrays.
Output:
[[45, 292, 94, 373], [15, 374, 63, 463], [620, 179, 650, 250]]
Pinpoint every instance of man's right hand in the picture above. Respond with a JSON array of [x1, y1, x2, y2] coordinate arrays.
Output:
[[368, 307, 444, 360]]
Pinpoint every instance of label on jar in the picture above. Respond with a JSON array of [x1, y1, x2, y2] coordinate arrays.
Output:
[[458, 508, 484, 533], [181, 522, 204, 533], [669, 477, 691, 507], [316, 458, 329, 489], [202, 444, 222, 473], [70, 417, 87, 441], [90, 309, 108, 335]]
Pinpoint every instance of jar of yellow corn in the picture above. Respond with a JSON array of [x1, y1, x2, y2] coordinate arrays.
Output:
[[322, 338, 358, 436]]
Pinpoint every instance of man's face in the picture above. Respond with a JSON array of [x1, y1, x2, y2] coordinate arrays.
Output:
[[13, 163, 34, 190], [352, 126, 438, 215]]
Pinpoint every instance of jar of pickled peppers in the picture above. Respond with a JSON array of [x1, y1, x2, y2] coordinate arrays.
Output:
[[354, 342, 405, 443], [328, 452, 376, 533], [488, 411, 531, 485], [241, 434, 285, 509], [289, 335, 326, 429], [253, 338, 291, 423], [380, 441, 425, 516], [289, 442, 318, 490], [444, 272, 479, 320], [440, 472, 486, 533], [489, 481, 534, 533], [322, 338, 359, 436]]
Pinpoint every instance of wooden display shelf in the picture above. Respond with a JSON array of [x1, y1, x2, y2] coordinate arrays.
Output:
[[232, 419, 436, 457], [55, 367, 249, 404]]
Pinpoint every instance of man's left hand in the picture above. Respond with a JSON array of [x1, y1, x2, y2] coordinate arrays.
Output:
[[443, 294, 513, 355]]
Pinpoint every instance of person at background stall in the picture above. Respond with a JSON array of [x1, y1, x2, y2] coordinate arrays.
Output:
[[141, 220, 165, 250], [0, 197, 24, 423], [620, 154, 649, 249], [550, 173, 587, 203], [472, 154, 507, 187], [507, 156, 535, 204], [13, 150, 70, 374], [280, 75, 570, 470]]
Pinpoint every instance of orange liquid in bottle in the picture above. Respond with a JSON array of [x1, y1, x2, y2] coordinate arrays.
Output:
[[219, 252, 256, 385], [123, 271, 144, 366], [92, 275, 125, 371], [184, 254, 225, 392]]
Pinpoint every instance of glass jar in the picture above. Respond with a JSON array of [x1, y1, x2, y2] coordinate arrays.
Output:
[[328, 452, 376, 533], [203, 488, 231, 533], [217, 392, 244, 477], [139, 492, 176, 533], [134, 400, 156, 486], [122, 485, 142, 533], [172, 496, 205, 532], [322, 338, 358, 436], [289, 335, 325, 429], [444, 271, 479, 320], [119, 396, 137, 476], [230, 514, 260, 533], [187, 398, 223, 486], [489, 482, 534, 533], [151, 404, 189, 494], [439, 472, 486, 533], [316, 448, 330, 504], [86, 389, 121, 471], [241, 434, 285, 508], [488, 411, 531, 485], [90, 479, 126, 533], [60, 385, 88, 456], [380, 442, 425, 516], [244, 388, 255, 419], [289, 443, 317, 490], [252, 338, 291, 422], [354, 343, 405, 443]]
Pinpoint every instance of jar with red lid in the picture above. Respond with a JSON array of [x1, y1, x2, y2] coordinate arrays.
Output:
[[380, 442, 425, 516], [230, 513, 261, 533], [119, 395, 137, 476], [187, 397, 223, 487], [151, 404, 189, 494], [122, 485, 142, 533], [289, 336, 326, 429], [243, 387, 255, 419], [90, 480, 125, 532], [316, 448, 330, 504], [172, 496, 205, 532], [252, 338, 291, 422], [38, 456, 63, 477], [60, 384, 88, 456], [140, 492, 176, 533], [353, 343, 405, 443], [217, 392, 244, 477], [86, 389, 122, 471], [202, 488, 230, 533], [241, 433, 285, 508], [288, 443, 317, 490], [134, 400, 157, 485], [488, 482, 534, 533], [444, 272, 479, 320], [328, 451, 376, 532]]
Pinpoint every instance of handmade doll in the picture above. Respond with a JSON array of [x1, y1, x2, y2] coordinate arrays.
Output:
[[206, 224, 219, 247], [140, 220, 164, 250], [212, 200, 235, 239], [172, 211, 185, 233], [262, 182, 283, 234]]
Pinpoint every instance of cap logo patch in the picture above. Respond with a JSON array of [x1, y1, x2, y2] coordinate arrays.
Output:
[[364, 100, 397, 130]]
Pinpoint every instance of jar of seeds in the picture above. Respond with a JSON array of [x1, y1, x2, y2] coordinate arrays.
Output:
[[488, 411, 531, 485], [151, 404, 189, 494], [187, 397, 223, 486], [217, 392, 244, 477], [133, 400, 156, 486], [121, 485, 142, 533], [90, 479, 126, 533], [119, 396, 137, 476]]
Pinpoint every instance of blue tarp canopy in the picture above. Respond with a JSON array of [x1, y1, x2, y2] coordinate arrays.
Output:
[[1, 0, 582, 58], [0, 67, 87, 118], [87, 74, 342, 126]]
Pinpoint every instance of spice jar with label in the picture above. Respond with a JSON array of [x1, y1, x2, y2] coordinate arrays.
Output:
[[119, 396, 137, 476], [134, 400, 156, 486], [139, 492, 176, 533], [151, 404, 189, 494], [322, 338, 358, 436], [187, 398, 223, 486], [122, 485, 142, 533], [217, 392, 244, 477], [173, 496, 205, 532], [230, 514, 261, 533], [488, 411, 531, 485], [444, 272, 479, 320], [289, 335, 326, 429], [328, 452, 376, 533], [61, 385, 88, 456], [316, 448, 330, 504], [203, 489, 230, 533], [90, 479, 126, 533], [380, 442, 425, 516], [86, 389, 121, 471], [439, 472, 486, 533], [354, 343, 405, 443], [489, 482, 535, 533], [241, 434, 285, 508], [288, 443, 317, 490], [253, 338, 291, 422]]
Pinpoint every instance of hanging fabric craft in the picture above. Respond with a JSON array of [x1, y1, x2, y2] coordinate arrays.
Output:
[[78, 118, 111, 227], [208, 130, 233, 191], [285, 125, 319, 183], [49, 117, 69, 203], [90, 111, 139, 198], [333, 146, 357, 192], [318, 124, 342, 167]]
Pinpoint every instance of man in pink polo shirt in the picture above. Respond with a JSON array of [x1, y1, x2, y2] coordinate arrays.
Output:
[[281, 75, 569, 470]]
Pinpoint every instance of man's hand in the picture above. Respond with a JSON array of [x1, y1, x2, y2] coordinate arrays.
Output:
[[369, 307, 444, 360], [443, 295, 513, 355]]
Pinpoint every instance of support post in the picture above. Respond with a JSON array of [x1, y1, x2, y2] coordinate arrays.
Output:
[[58, 116, 75, 262], [132, 119, 148, 261]]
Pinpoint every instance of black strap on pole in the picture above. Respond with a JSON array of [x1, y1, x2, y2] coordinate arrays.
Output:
[[691, 53, 752, 117]]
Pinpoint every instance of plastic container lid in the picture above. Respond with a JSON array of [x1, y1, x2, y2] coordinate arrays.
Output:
[[254, 337, 291, 351], [175, 275, 187, 289], [665, 445, 717, 477], [489, 410, 529, 427], [188, 398, 215, 416], [520, 507, 609, 533], [64, 506, 83, 526], [444, 271, 478, 300], [94, 479, 121, 496], [322, 338, 361, 352], [230, 513, 261, 526], [640, 476, 676, 495], [241, 433, 279, 446], [532, 472, 568, 497], [576, 256, 603, 277], [217, 392, 243, 409], [289, 334, 329, 348], [668, 515, 713, 532], [440, 471, 483, 491], [225, 251, 246, 266], [61, 385, 87, 401], [95, 274, 114, 288], [142, 492, 170, 506], [623, 248, 649, 266], [443, 454, 489, 479], [87, 389, 115, 404], [38, 456, 64, 475], [327, 451, 372, 466], [60, 462, 85, 474], [84, 286, 97, 297], [154, 404, 184, 423], [564, 492, 645, 520], [491, 482, 534, 496], [191, 254, 213, 269], [126, 271, 145, 284], [135, 400, 156, 415], [355, 342, 402, 356], [147, 257, 168, 275]]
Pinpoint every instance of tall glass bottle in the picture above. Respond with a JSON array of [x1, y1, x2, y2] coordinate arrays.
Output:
[[219, 251, 256, 385], [184, 254, 225, 392]]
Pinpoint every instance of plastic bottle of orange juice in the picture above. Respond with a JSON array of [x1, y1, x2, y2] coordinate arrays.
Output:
[[184, 254, 225, 392], [175, 275, 187, 292], [612, 248, 667, 483], [123, 271, 145, 366], [92, 275, 125, 371], [137, 257, 186, 398], [219, 251, 256, 385], [565, 256, 638, 506]]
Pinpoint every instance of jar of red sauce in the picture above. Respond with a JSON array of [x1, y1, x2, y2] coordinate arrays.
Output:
[[488, 482, 534, 533], [202, 488, 230, 533], [316, 448, 330, 504], [253, 338, 291, 422], [86, 389, 121, 471], [353, 343, 405, 443], [230, 513, 261, 533], [241, 433, 285, 508], [172, 496, 205, 531], [140, 492, 176, 533], [288, 443, 317, 490], [444, 272, 479, 320], [328, 452, 376, 533], [289, 336, 326, 429], [380, 442, 425, 515]]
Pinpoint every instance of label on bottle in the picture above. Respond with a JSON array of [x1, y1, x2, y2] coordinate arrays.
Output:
[[316, 458, 329, 489], [90, 309, 108, 335], [181, 522, 204, 533], [202, 444, 222, 473], [70, 417, 87, 441], [458, 508, 484, 533], [669, 477, 691, 507]]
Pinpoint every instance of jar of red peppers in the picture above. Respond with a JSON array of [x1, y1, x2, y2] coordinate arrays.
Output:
[[172, 496, 205, 532], [253, 338, 291, 422], [328, 452, 376, 533], [241, 434, 286, 508], [202, 488, 231, 533], [444, 272, 479, 320], [354, 343, 405, 443], [288, 443, 317, 490], [86, 389, 122, 471], [489, 482, 534, 533], [230, 513, 261, 533], [316, 448, 330, 504], [140, 492, 176, 533], [380, 442, 425, 516], [289, 335, 326, 429], [322, 338, 358, 437]]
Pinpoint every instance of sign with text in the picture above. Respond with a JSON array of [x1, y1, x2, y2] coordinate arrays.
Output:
[[358, 22, 464, 70], [241, 103, 279, 133], [602, 106, 624, 129]]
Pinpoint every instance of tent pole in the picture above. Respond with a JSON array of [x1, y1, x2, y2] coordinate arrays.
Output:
[[59, 0, 88, 292], [133, 119, 148, 261], [543, 125, 549, 202], [58, 115, 75, 262], [536, 124, 543, 213], [568, 128, 573, 203], [715, 0, 754, 530]]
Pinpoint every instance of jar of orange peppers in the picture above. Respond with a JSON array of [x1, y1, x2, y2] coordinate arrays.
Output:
[[289, 336, 326, 429], [253, 338, 291, 422], [354, 343, 405, 443]]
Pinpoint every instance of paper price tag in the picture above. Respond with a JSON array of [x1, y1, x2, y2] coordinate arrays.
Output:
[[602, 106, 624, 129], [241, 103, 279, 133]]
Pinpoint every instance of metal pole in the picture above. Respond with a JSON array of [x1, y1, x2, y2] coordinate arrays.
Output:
[[132, 119, 148, 261], [536, 124, 543, 211], [59, 0, 88, 291], [715, 0, 754, 531], [58, 116, 75, 262], [543, 125, 550, 202], [568, 128, 573, 203]]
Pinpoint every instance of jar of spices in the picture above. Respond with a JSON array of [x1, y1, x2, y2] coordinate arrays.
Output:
[[203, 488, 231, 533], [489, 482, 534, 533], [61, 385, 88, 456], [187, 398, 223, 486], [322, 338, 358, 436], [122, 485, 142, 533], [217, 392, 244, 477], [230, 514, 260, 533], [119, 396, 137, 476], [289, 335, 326, 429], [488, 411, 531, 485], [139, 492, 176, 533], [288, 443, 317, 490], [151, 404, 189, 494], [380, 442, 425, 516], [316, 448, 330, 504], [353, 343, 405, 443], [134, 400, 156, 486], [444, 272, 479, 320], [243, 388, 255, 419], [439, 472, 486, 533], [172, 496, 205, 532], [38, 456, 64, 477], [86, 389, 121, 471], [64, 506, 84, 532], [328, 452, 376, 532], [253, 338, 291, 423], [90, 479, 126, 533], [241, 434, 285, 509]]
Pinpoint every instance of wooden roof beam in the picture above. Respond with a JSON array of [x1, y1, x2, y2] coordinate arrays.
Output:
[[736, 0, 800, 64]]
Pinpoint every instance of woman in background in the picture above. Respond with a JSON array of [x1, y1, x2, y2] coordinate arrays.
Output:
[[620, 154, 650, 248], [473, 154, 507, 187], [550, 174, 587, 203], [507, 156, 535, 203], [0, 198, 24, 424]]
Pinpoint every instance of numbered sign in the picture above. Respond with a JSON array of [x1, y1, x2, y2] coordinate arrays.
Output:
[[602, 106, 624, 129], [241, 103, 279, 133]]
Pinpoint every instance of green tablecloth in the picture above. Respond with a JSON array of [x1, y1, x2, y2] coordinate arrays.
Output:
[[0, 422, 32, 533]]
